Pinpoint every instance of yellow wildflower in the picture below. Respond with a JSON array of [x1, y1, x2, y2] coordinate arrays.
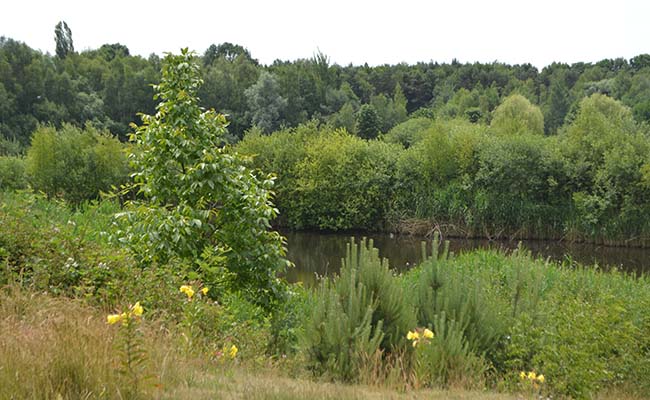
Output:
[[406, 331, 419, 341], [229, 345, 238, 359], [537, 374, 545, 383], [527, 371, 537, 380], [180, 285, 195, 299], [201, 287, 209, 295], [131, 302, 143, 317], [106, 314, 122, 325], [423, 328, 434, 339], [519, 371, 526, 379]]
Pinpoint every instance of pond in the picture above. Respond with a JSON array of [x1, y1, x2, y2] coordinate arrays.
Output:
[[281, 230, 650, 285]]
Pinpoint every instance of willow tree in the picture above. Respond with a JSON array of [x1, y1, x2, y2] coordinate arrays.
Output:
[[115, 49, 289, 310], [491, 94, 544, 136]]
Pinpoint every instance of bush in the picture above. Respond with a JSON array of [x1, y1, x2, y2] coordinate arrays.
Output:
[[25, 124, 128, 204], [490, 94, 544, 136], [414, 312, 488, 389], [383, 117, 435, 148], [414, 236, 507, 365], [0, 156, 26, 190], [405, 245, 650, 398], [292, 130, 400, 230], [236, 122, 317, 227], [301, 238, 415, 382]]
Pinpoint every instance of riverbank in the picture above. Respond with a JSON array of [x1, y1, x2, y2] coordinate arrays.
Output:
[[237, 103, 650, 248], [2, 190, 650, 399], [280, 229, 650, 285]]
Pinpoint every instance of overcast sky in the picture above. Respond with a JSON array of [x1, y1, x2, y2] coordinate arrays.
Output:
[[1, 0, 648, 69]]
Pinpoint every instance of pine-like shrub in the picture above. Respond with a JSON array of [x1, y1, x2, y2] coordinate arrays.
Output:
[[414, 312, 487, 388], [301, 238, 416, 382], [414, 234, 507, 364]]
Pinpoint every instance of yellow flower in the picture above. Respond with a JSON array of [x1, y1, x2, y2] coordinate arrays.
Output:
[[519, 371, 526, 379], [131, 302, 143, 317], [423, 328, 434, 339], [229, 345, 238, 359], [527, 371, 537, 380], [537, 374, 545, 383], [180, 285, 195, 299], [106, 314, 122, 325], [406, 331, 419, 341], [201, 287, 209, 295]]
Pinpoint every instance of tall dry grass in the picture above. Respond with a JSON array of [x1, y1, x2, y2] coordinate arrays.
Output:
[[0, 286, 198, 399]]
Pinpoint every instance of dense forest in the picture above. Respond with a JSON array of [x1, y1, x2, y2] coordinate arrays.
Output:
[[3, 26, 650, 245], [2, 29, 650, 151]]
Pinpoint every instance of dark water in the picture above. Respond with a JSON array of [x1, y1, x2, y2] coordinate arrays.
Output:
[[281, 231, 650, 285]]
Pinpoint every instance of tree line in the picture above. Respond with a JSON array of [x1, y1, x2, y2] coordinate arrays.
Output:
[[1, 22, 650, 152]]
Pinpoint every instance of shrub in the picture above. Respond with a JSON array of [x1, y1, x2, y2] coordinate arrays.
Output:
[[414, 312, 488, 389], [383, 117, 435, 148], [0, 156, 26, 190], [292, 131, 400, 230], [490, 94, 544, 136], [301, 238, 415, 382], [25, 123, 128, 204], [414, 236, 507, 363]]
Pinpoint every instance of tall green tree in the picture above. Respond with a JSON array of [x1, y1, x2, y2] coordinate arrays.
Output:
[[544, 72, 571, 134], [54, 21, 74, 59], [116, 49, 288, 310], [245, 71, 287, 133], [356, 104, 381, 139]]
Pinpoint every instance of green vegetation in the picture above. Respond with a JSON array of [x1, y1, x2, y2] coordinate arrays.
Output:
[[114, 49, 288, 311], [2, 191, 648, 399], [26, 123, 128, 204], [238, 93, 650, 244], [2, 29, 650, 147], [3, 28, 650, 244], [2, 45, 650, 399]]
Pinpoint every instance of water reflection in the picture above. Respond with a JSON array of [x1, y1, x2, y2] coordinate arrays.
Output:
[[281, 231, 650, 285]]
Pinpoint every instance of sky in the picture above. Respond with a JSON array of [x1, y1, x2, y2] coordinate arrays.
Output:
[[1, 0, 648, 69]]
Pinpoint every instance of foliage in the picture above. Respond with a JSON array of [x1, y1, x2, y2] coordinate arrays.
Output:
[[245, 71, 288, 134], [25, 123, 129, 204], [413, 312, 488, 389], [383, 117, 435, 148], [237, 123, 399, 231], [356, 104, 381, 139], [413, 235, 507, 366], [302, 238, 415, 382], [0, 156, 26, 190], [0, 191, 134, 302], [54, 21, 74, 59], [3, 188, 650, 398], [490, 94, 544, 136], [115, 49, 289, 311], [238, 98, 650, 244], [291, 129, 399, 230]]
